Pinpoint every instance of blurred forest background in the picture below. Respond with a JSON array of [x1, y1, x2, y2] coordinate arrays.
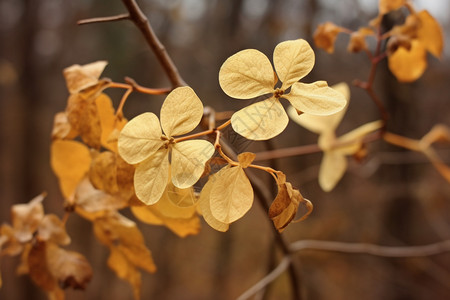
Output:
[[0, 0, 449, 299]]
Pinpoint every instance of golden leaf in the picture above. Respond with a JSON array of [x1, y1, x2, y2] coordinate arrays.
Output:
[[313, 22, 343, 53], [171, 140, 215, 188], [93, 213, 156, 299], [160, 86, 204, 137], [51, 140, 91, 199], [118, 112, 164, 165], [286, 81, 347, 116], [167, 182, 197, 208], [230, 97, 288, 140], [347, 31, 368, 53], [63, 61, 107, 94], [219, 49, 275, 99], [379, 0, 405, 15], [388, 39, 427, 82], [198, 175, 229, 232], [210, 166, 254, 223], [416, 10, 444, 58], [273, 39, 315, 89], [96, 93, 127, 153], [0, 224, 23, 256], [237, 152, 256, 168], [134, 150, 170, 205]]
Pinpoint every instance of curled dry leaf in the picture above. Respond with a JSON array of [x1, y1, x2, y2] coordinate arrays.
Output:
[[63, 60, 107, 94], [37, 214, 71, 246], [51, 112, 78, 140], [269, 174, 312, 232], [27, 241, 92, 299], [93, 213, 156, 300], [11, 193, 45, 243], [378, 0, 405, 15], [220, 39, 346, 140]]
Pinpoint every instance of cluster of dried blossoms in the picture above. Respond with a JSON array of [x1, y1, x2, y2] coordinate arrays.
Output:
[[1, 0, 449, 299]]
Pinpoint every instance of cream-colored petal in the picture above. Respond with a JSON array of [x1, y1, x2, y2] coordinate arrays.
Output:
[[273, 39, 315, 89], [231, 98, 288, 140], [286, 81, 347, 116], [63, 61, 107, 94], [118, 113, 164, 164], [154, 186, 197, 219], [219, 49, 275, 99], [160, 86, 204, 137], [210, 167, 253, 223], [134, 150, 169, 205], [171, 140, 215, 188], [319, 151, 347, 192], [337, 120, 383, 154], [287, 82, 350, 134], [198, 175, 229, 232]]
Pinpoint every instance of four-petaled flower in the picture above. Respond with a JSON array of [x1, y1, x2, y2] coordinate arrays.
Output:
[[118, 86, 215, 205], [219, 39, 347, 140]]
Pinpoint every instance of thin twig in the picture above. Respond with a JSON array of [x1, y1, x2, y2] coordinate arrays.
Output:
[[77, 13, 130, 25], [121, 0, 186, 87], [290, 239, 450, 257], [236, 257, 291, 300]]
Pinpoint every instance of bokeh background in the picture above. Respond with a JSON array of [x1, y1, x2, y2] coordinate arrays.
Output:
[[1, 0, 449, 299]]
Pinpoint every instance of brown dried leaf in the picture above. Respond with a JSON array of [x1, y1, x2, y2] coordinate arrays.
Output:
[[237, 152, 256, 168], [313, 22, 343, 53], [37, 214, 71, 246], [89, 151, 119, 195], [347, 31, 368, 53], [93, 213, 156, 299], [74, 178, 129, 217], [11, 193, 45, 243], [51, 140, 91, 199], [51, 112, 78, 140], [0, 224, 22, 256], [63, 61, 107, 94]]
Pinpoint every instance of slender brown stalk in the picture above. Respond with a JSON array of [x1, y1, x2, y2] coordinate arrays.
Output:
[[121, 0, 186, 87], [290, 239, 450, 257]]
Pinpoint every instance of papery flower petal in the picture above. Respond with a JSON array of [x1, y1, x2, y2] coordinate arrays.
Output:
[[118, 113, 164, 165], [337, 120, 383, 154], [198, 174, 229, 232], [417, 10, 444, 58], [231, 98, 288, 140], [273, 39, 315, 90], [160, 86, 204, 137], [171, 140, 215, 188], [319, 150, 347, 192], [134, 149, 169, 205], [288, 82, 350, 134], [285, 81, 346, 116], [209, 166, 253, 224], [219, 49, 275, 99]]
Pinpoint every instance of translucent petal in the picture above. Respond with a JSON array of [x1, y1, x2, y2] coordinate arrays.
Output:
[[160, 86, 204, 137], [134, 150, 169, 205], [388, 40, 427, 82], [198, 174, 229, 232], [210, 167, 253, 223], [273, 39, 315, 89], [287, 82, 350, 134], [337, 120, 383, 154], [171, 140, 215, 188], [285, 81, 347, 116], [219, 49, 275, 99], [118, 113, 164, 164], [231, 98, 288, 140], [319, 151, 347, 192]]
